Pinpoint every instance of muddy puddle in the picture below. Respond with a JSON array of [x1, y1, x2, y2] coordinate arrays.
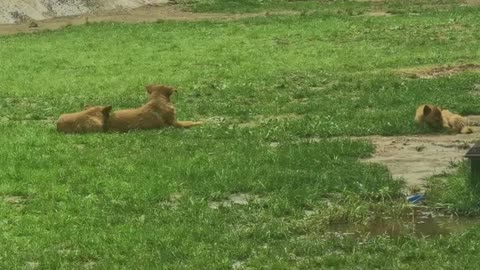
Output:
[[327, 207, 480, 238]]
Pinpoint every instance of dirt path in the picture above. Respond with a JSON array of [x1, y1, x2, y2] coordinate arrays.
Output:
[[361, 121, 480, 189], [0, 4, 298, 35], [398, 64, 480, 79]]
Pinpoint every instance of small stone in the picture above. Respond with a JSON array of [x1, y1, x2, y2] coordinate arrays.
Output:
[[29, 21, 38, 28]]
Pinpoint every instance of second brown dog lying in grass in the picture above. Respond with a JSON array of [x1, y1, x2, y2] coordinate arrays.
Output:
[[415, 104, 473, 134], [57, 105, 112, 133], [106, 84, 203, 132]]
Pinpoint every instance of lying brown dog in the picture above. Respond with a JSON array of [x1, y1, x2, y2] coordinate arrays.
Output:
[[105, 84, 203, 132], [415, 104, 473, 134], [57, 105, 112, 133]]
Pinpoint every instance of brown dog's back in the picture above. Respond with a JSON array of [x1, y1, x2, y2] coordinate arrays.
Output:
[[441, 110, 472, 134], [106, 105, 172, 132], [106, 84, 203, 132]]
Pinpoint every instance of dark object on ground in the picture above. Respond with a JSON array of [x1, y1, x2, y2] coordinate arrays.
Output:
[[465, 142, 480, 191]]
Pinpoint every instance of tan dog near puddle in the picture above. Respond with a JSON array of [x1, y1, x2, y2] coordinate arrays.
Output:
[[105, 84, 203, 132], [415, 104, 473, 134], [57, 105, 112, 133]]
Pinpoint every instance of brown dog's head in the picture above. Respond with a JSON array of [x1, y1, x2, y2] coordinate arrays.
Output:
[[422, 104, 443, 128], [145, 84, 176, 100]]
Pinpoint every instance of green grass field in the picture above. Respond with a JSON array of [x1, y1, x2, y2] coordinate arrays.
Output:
[[1, 0, 480, 268]]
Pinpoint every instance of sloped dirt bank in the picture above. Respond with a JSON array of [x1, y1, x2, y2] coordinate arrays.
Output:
[[0, 3, 298, 35], [0, 0, 169, 24]]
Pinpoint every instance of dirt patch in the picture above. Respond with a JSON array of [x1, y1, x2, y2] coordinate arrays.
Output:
[[236, 113, 303, 128], [399, 64, 480, 79], [25, 261, 40, 269], [158, 192, 183, 209], [208, 193, 259, 209], [355, 0, 480, 4], [232, 261, 246, 270], [0, 4, 299, 35], [84, 262, 97, 269], [204, 114, 302, 129], [469, 83, 480, 96], [361, 125, 480, 189], [364, 11, 393, 17], [3, 195, 28, 208], [465, 0, 480, 5]]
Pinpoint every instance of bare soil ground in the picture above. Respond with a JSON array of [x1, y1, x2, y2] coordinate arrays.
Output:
[[466, 0, 480, 4], [399, 64, 480, 79], [363, 11, 393, 17], [362, 117, 480, 189]]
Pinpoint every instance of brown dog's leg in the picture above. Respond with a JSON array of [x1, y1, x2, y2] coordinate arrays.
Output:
[[461, 126, 473, 134], [174, 121, 204, 128]]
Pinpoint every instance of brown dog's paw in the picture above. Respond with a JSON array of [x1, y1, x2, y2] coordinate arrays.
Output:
[[461, 126, 473, 134], [174, 121, 203, 128]]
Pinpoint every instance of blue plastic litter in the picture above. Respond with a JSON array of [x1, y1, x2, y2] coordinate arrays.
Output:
[[407, 194, 425, 204]]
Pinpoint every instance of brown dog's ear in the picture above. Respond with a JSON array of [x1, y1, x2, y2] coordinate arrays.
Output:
[[423, 105, 432, 116], [146, 84, 154, 94], [101, 106, 112, 116], [165, 86, 176, 98], [145, 84, 176, 98]]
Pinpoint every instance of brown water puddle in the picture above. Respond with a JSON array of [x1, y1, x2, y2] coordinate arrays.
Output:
[[328, 207, 480, 238]]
